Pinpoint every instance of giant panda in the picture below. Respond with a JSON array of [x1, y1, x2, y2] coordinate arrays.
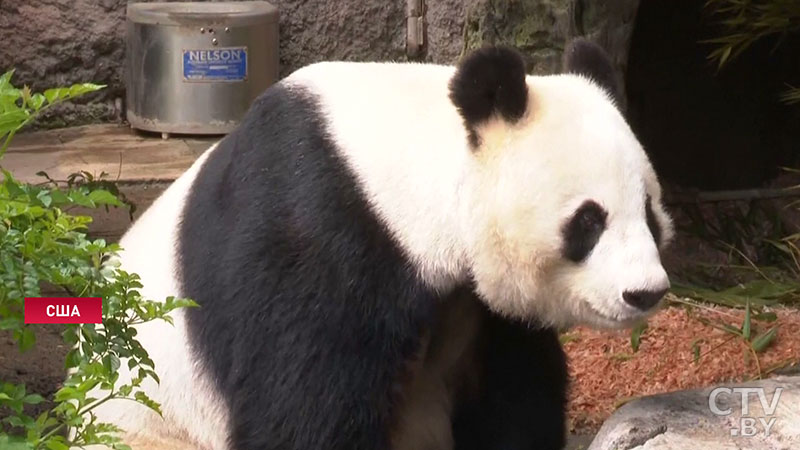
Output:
[[90, 39, 673, 450]]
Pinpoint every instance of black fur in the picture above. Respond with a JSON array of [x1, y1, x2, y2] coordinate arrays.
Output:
[[453, 311, 568, 450], [178, 82, 568, 449], [179, 85, 438, 450], [449, 46, 528, 147], [562, 200, 608, 263], [563, 38, 620, 102], [645, 195, 662, 246]]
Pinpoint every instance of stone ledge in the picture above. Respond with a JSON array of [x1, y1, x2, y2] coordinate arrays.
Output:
[[4, 124, 215, 184], [589, 376, 800, 450]]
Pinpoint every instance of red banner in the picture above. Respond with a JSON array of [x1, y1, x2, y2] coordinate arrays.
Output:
[[24, 297, 102, 324]]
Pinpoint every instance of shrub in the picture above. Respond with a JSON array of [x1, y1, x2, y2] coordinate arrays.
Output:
[[0, 70, 195, 449]]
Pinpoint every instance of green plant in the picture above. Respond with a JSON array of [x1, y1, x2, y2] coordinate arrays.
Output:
[[665, 194, 800, 376], [672, 296, 782, 379], [673, 191, 800, 305], [629, 322, 647, 352], [706, 0, 800, 102], [0, 71, 106, 159], [0, 70, 196, 449]]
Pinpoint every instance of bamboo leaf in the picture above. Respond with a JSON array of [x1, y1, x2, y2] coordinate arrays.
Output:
[[630, 322, 648, 352], [742, 300, 751, 340], [751, 327, 778, 353]]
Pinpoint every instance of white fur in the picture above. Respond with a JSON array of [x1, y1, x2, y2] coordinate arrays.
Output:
[[88, 144, 231, 450], [462, 76, 673, 328], [288, 63, 672, 328], [287, 62, 472, 293]]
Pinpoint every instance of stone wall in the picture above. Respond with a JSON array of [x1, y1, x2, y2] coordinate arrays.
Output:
[[0, 0, 640, 127]]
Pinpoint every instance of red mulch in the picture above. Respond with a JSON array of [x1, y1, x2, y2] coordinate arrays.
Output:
[[563, 298, 800, 433]]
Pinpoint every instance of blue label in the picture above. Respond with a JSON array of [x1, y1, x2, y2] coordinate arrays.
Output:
[[183, 47, 248, 82]]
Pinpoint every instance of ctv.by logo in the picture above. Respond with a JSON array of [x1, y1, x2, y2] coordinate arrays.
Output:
[[708, 386, 784, 437]]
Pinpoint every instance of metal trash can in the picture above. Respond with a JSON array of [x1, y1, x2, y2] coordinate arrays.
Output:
[[126, 1, 279, 136]]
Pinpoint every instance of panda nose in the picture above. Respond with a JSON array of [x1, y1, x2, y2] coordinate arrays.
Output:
[[622, 288, 668, 310]]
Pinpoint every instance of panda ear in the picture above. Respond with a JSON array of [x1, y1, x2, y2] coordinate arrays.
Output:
[[449, 46, 528, 147], [563, 38, 620, 102]]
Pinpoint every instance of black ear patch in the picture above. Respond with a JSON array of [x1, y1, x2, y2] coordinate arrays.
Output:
[[449, 46, 528, 147], [563, 38, 620, 102]]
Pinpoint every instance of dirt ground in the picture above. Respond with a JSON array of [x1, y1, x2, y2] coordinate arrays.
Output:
[[0, 324, 67, 420], [565, 302, 800, 433]]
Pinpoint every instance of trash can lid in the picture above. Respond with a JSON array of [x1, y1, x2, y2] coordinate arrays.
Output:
[[127, 1, 278, 26]]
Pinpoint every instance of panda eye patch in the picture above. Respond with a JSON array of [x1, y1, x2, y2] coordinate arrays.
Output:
[[562, 200, 608, 263]]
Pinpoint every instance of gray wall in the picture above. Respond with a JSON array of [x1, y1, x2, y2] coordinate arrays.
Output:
[[0, 0, 639, 127]]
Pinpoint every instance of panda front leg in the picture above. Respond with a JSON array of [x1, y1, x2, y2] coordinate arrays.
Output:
[[195, 287, 439, 450], [452, 313, 568, 450]]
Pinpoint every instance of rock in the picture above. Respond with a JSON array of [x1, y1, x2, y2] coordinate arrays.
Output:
[[588, 376, 800, 450], [461, 0, 573, 74], [425, 0, 479, 64], [0, 0, 407, 128], [273, 0, 406, 73], [1, 0, 642, 127], [0, 0, 126, 127], [461, 0, 639, 108]]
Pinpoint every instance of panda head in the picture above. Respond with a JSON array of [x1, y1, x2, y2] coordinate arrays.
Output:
[[451, 40, 673, 329]]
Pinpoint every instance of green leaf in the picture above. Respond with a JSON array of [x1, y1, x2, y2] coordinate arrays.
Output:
[[0, 91, 21, 114], [5, 179, 25, 199], [18, 327, 36, 352], [720, 322, 743, 337], [12, 383, 26, 400], [68, 190, 95, 207], [0, 69, 15, 92], [36, 189, 52, 207], [53, 386, 80, 403], [45, 439, 69, 450], [721, 280, 798, 300], [742, 300, 751, 341], [49, 188, 70, 205], [0, 434, 32, 450], [22, 393, 44, 405], [609, 352, 634, 362], [68, 83, 105, 98], [670, 281, 792, 308], [43, 88, 65, 104], [691, 339, 703, 363], [751, 327, 778, 353], [88, 189, 122, 206], [0, 109, 29, 134], [753, 311, 778, 322], [0, 316, 21, 330], [30, 93, 45, 111], [630, 322, 648, 352], [133, 391, 162, 415], [559, 332, 579, 345], [64, 348, 82, 369], [104, 353, 121, 373]]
